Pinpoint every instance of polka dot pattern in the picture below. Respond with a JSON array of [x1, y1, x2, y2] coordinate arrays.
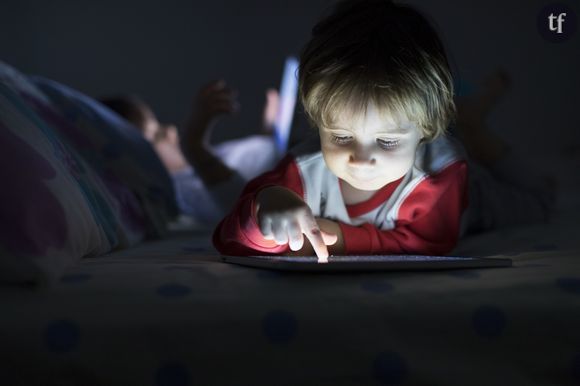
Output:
[[4, 58, 579, 386], [556, 277, 580, 294], [571, 352, 580, 382], [181, 246, 207, 253], [533, 243, 558, 252], [472, 305, 507, 339], [360, 279, 394, 293], [519, 263, 551, 268], [261, 310, 297, 344], [164, 266, 197, 272], [256, 270, 286, 280], [155, 363, 190, 386], [156, 284, 192, 298], [44, 320, 80, 353], [372, 351, 408, 385], [448, 270, 481, 279], [60, 273, 92, 283]]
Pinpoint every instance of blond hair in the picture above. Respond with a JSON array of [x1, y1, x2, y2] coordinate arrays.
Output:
[[299, 0, 455, 142]]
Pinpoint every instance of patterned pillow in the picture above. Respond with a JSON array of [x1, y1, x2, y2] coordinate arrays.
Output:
[[32, 76, 179, 237], [0, 82, 120, 285], [0, 61, 53, 106], [0, 61, 148, 245]]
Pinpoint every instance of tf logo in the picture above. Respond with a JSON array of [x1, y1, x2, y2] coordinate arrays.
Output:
[[538, 3, 577, 42], [549, 12, 566, 33]]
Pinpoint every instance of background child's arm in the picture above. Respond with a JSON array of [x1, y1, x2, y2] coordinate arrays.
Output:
[[182, 80, 239, 186]]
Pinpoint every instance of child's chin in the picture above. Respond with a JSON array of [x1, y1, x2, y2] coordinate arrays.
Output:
[[347, 178, 387, 191]]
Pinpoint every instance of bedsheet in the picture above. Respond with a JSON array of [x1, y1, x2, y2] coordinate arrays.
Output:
[[2, 153, 580, 386], [1, 211, 580, 386]]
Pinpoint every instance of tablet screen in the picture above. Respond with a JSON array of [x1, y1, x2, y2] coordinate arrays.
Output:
[[273, 56, 299, 154]]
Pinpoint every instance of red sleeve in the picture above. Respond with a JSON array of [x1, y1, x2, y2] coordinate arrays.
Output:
[[212, 155, 305, 255], [337, 160, 469, 255]]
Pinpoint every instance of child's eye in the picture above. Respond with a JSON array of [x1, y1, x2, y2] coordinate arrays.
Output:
[[331, 135, 353, 145], [377, 139, 400, 150]]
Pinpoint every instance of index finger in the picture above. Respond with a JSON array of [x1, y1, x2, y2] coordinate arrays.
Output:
[[298, 211, 329, 261]]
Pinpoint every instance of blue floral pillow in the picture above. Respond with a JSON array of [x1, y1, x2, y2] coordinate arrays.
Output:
[[0, 82, 121, 284], [0, 60, 151, 239], [0, 60, 161, 283], [32, 76, 179, 237]]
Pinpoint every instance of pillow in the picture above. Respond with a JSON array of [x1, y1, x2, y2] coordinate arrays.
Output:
[[0, 61, 53, 106], [0, 60, 148, 247], [19, 93, 149, 246], [31, 76, 179, 237], [0, 82, 119, 285]]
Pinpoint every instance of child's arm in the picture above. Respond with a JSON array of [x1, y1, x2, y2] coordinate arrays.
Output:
[[291, 161, 467, 256], [337, 161, 468, 255], [213, 155, 336, 259], [213, 158, 467, 257], [255, 186, 337, 260]]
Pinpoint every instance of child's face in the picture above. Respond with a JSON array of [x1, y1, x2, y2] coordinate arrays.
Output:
[[319, 103, 424, 191], [138, 105, 179, 146], [138, 104, 160, 143]]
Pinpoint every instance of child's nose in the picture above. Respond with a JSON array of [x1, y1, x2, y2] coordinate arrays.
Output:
[[349, 146, 376, 165]]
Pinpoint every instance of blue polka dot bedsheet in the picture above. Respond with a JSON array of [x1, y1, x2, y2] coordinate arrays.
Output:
[[1, 215, 580, 386]]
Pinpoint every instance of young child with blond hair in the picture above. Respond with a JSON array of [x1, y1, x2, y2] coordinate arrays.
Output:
[[213, 0, 469, 261]]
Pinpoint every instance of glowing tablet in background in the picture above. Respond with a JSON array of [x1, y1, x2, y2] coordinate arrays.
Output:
[[273, 56, 299, 155], [222, 254, 513, 272]]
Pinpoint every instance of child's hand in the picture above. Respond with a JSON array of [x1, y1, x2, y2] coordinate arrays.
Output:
[[256, 186, 338, 261], [180, 80, 240, 186], [187, 80, 240, 144], [261, 88, 279, 134], [287, 217, 345, 258]]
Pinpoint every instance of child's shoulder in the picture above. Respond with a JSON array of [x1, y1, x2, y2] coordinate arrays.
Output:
[[288, 133, 324, 165], [415, 134, 468, 175]]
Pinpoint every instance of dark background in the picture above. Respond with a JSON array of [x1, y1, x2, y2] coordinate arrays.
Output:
[[1, 0, 578, 153]]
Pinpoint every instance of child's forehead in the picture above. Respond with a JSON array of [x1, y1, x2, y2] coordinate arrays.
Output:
[[330, 103, 416, 131]]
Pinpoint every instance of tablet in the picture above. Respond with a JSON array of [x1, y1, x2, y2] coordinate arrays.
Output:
[[221, 254, 512, 272], [273, 56, 299, 154]]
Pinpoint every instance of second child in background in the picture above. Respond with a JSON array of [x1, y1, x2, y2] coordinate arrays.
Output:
[[101, 81, 280, 225]]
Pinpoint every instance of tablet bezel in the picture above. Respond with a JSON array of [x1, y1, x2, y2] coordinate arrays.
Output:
[[222, 254, 513, 272]]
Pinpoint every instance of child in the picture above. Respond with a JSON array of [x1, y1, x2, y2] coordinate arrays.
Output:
[[101, 80, 280, 224], [213, 0, 468, 261]]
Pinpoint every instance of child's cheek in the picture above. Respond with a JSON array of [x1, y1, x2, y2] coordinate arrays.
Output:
[[321, 144, 349, 172], [377, 149, 416, 177]]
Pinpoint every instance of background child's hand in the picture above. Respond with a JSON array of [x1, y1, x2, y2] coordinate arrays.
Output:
[[261, 88, 279, 134], [152, 126, 189, 174], [187, 79, 240, 145], [256, 186, 337, 261], [180, 80, 240, 186]]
